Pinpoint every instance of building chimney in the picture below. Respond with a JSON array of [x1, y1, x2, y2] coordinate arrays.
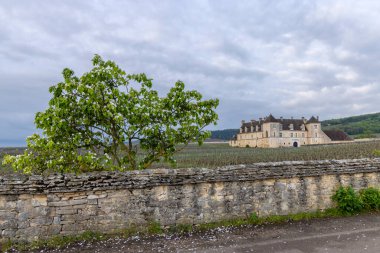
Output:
[[291, 116, 293, 119], [317, 116, 319, 121], [280, 116, 283, 121], [241, 120, 245, 125], [259, 117, 262, 122]]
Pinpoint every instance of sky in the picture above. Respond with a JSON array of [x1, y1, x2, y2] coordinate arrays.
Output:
[[1, 0, 380, 146]]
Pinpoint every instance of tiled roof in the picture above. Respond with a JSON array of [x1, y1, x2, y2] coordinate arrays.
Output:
[[240, 114, 318, 133], [307, 116, 319, 123], [279, 119, 305, 131], [241, 121, 261, 133], [323, 130, 352, 141], [264, 114, 278, 123]]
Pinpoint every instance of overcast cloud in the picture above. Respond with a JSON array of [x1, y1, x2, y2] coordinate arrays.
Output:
[[1, 0, 380, 146]]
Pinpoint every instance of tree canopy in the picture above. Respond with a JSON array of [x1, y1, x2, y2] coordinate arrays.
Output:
[[3, 55, 219, 173]]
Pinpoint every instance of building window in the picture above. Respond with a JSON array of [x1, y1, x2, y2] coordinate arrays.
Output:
[[314, 125, 318, 129], [315, 133, 318, 138], [295, 133, 298, 137], [291, 133, 293, 138], [290, 124, 294, 130], [302, 133, 305, 138], [280, 132, 283, 137]]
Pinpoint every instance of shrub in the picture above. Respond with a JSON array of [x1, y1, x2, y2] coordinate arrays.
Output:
[[331, 186, 363, 214], [373, 150, 380, 157], [359, 187, 380, 211]]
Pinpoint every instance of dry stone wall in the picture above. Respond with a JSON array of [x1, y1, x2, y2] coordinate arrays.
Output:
[[1, 158, 380, 242]]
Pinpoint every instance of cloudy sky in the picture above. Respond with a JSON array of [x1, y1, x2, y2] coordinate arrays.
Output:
[[1, 0, 380, 146]]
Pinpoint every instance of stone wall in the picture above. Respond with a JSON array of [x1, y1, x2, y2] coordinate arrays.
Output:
[[1, 158, 380, 242]]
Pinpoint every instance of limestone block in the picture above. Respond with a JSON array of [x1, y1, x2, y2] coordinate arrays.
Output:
[[69, 199, 88, 206], [30, 216, 53, 226], [2, 229, 16, 238], [365, 173, 379, 187], [47, 194, 60, 202], [87, 199, 98, 205], [87, 194, 107, 200], [48, 201, 72, 207], [155, 186, 168, 201], [32, 195, 47, 207], [53, 216, 61, 224], [56, 207, 78, 215], [0, 219, 17, 230], [17, 220, 30, 229], [0, 210, 16, 220], [47, 225, 61, 235], [18, 211, 32, 222]]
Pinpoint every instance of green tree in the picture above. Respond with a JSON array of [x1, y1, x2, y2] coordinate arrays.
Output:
[[3, 55, 219, 174]]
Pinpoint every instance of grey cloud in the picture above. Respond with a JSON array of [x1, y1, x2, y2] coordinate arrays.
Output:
[[0, 0, 380, 145]]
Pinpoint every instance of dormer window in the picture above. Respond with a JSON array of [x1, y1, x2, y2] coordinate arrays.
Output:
[[289, 124, 294, 130], [279, 124, 283, 131]]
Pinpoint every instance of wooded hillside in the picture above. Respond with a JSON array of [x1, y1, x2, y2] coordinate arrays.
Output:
[[322, 112, 380, 137]]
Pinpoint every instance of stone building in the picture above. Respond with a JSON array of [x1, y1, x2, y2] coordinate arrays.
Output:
[[229, 114, 332, 148]]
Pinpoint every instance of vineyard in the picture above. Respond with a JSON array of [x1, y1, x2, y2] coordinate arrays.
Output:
[[151, 140, 380, 168], [2, 141, 380, 173]]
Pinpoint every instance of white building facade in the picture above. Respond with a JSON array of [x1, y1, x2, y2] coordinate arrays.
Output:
[[229, 115, 332, 148]]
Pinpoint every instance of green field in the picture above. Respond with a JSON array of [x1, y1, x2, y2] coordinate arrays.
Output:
[[1, 141, 380, 173]]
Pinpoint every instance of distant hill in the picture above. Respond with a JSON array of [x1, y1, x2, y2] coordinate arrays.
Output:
[[322, 112, 380, 137], [211, 112, 380, 140], [210, 129, 239, 141]]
